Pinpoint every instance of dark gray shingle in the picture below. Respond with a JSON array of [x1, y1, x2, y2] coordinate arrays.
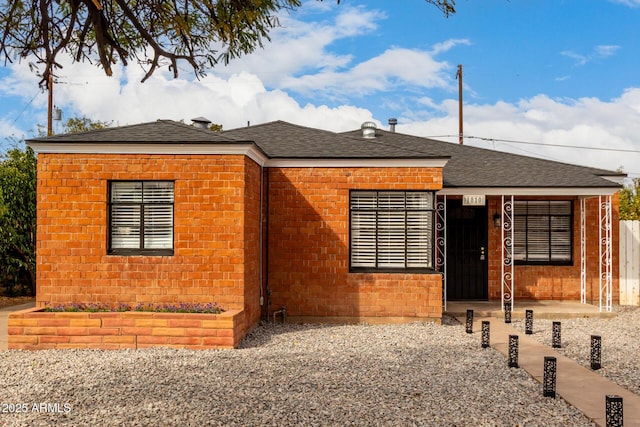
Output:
[[30, 119, 623, 189], [28, 120, 249, 144], [225, 121, 623, 188]]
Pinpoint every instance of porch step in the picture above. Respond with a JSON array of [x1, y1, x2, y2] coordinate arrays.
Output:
[[445, 300, 617, 320]]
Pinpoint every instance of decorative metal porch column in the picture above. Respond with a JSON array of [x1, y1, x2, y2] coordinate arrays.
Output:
[[501, 195, 514, 312], [580, 198, 587, 304], [599, 195, 613, 312], [436, 195, 447, 311]]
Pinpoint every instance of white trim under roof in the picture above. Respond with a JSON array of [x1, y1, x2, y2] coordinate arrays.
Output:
[[27, 142, 269, 167], [437, 187, 620, 196], [26, 141, 450, 169], [265, 158, 449, 168]]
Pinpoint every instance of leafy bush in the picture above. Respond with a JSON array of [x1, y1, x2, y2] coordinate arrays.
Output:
[[0, 147, 36, 297]]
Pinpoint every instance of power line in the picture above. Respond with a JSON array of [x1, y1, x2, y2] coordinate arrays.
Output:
[[425, 134, 640, 177], [10, 89, 42, 128], [426, 134, 640, 154]]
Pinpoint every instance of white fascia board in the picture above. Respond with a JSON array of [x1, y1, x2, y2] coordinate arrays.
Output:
[[600, 175, 627, 185], [26, 141, 449, 169], [264, 158, 449, 168], [437, 187, 621, 196], [26, 142, 269, 166]]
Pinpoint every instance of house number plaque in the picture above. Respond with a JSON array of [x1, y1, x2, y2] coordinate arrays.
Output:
[[462, 195, 486, 206]]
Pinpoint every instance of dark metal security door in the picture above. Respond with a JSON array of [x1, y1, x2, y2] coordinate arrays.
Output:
[[446, 199, 488, 300]]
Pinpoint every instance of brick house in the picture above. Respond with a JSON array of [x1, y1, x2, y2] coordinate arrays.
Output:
[[21, 119, 624, 347]]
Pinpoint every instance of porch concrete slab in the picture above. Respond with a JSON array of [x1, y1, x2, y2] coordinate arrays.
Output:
[[459, 316, 640, 427], [0, 301, 36, 351], [446, 300, 617, 320]]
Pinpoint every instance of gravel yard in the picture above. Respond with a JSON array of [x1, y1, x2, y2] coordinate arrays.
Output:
[[510, 305, 640, 396], [0, 317, 598, 427]]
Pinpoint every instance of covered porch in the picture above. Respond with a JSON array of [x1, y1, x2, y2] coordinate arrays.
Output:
[[436, 189, 620, 313]]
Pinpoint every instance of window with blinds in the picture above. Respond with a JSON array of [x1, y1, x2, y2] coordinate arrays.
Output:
[[109, 181, 174, 255], [350, 191, 434, 272], [513, 200, 572, 264]]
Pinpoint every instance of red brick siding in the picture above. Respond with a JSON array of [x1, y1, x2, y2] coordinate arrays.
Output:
[[35, 154, 260, 327], [242, 157, 262, 330], [487, 195, 620, 302], [267, 167, 443, 320], [8, 307, 244, 350]]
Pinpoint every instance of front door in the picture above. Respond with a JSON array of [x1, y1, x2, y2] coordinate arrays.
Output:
[[446, 199, 488, 300]]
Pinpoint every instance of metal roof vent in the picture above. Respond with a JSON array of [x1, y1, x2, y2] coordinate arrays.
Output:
[[388, 118, 397, 132], [191, 116, 211, 129], [361, 121, 377, 138]]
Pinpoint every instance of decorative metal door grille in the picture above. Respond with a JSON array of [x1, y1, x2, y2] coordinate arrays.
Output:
[[599, 195, 613, 312], [580, 198, 587, 304], [436, 195, 447, 310]]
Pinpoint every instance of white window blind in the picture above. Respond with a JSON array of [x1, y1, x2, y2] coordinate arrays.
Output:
[[110, 181, 174, 253], [514, 200, 572, 263], [350, 191, 434, 270]]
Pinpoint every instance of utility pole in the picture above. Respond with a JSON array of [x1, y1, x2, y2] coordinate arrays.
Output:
[[47, 73, 53, 136], [456, 64, 463, 144]]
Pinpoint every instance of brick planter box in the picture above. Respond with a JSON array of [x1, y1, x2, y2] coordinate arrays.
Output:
[[8, 308, 245, 350]]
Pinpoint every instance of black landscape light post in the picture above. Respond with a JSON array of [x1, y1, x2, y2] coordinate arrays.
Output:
[[591, 335, 602, 370], [465, 309, 474, 334], [552, 321, 561, 348], [504, 302, 511, 324], [543, 356, 557, 398], [606, 395, 623, 427], [508, 335, 519, 368], [481, 321, 490, 348], [525, 309, 533, 335]]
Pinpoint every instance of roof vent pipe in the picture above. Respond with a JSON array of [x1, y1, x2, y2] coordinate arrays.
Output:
[[191, 116, 212, 129], [388, 118, 397, 132], [361, 121, 377, 138]]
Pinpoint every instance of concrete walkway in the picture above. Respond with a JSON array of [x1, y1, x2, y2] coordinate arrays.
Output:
[[461, 315, 640, 427], [0, 301, 35, 350]]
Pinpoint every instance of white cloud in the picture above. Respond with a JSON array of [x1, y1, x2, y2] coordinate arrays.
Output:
[[431, 39, 471, 55], [399, 90, 640, 176], [561, 51, 588, 66], [214, 5, 385, 87], [213, 5, 456, 100], [595, 45, 621, 57], [609, 0, 640, 6], [561, 44, 621, 66], [279, 47, 453, 98], [0, 53, 375, 134]]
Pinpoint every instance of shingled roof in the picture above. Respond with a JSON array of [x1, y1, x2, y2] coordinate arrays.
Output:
[[222, 120, 447, 159], [224, 120, 623, 189], [28, 119, 623, 190], [28, 120, 250, 144]]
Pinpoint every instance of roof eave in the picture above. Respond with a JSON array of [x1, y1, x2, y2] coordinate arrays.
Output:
[[438, 187, 621, 196], [26, 141, 269, 166], [264, 158, 449, 168]]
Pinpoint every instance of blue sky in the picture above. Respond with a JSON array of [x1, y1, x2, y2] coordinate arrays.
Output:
[[1, 0, 640, 176]]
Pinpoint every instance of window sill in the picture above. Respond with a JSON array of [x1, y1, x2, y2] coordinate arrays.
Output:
[[108, 249, 174, 256], [514, 261, 573, 267], [349, 267, 437, 274]]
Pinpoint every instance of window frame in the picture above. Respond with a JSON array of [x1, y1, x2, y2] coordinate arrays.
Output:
[[349, 190, 436, 273], [513, 200, 573, 266], [107, 180, 175, 256]]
